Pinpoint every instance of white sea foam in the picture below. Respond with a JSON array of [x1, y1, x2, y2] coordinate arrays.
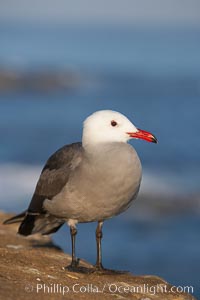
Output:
[[0, 164, 41, 211], [141, 170, 181, 196]]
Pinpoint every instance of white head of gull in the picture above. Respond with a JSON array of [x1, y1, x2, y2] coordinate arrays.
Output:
[[82, 110, 139, 147]]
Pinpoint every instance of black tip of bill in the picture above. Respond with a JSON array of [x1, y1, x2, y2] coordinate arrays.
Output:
[[152, 135, 158, 144]]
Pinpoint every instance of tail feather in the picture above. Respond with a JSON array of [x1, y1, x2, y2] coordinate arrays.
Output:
[[18, 213, 64, 236], [18, 214, 64, 236], [4, 211, 64, 236], [3, 211, 27, 225]]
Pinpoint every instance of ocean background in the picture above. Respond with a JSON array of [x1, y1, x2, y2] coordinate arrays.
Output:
[[0, 23, 200, 297]]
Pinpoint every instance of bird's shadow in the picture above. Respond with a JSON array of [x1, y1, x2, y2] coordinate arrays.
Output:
[[65, 264, 130, 275], [31, 240, 63, 251]]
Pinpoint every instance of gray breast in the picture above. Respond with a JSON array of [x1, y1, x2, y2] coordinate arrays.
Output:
[[44, 142, 142, 222]]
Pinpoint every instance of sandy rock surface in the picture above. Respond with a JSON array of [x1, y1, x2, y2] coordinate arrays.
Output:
[[0, 211, 196, 300]]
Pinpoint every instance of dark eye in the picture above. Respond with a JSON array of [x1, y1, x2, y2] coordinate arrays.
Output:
[[111, 120, 118, 127]]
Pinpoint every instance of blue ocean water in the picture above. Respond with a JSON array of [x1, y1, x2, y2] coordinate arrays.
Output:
[[0, 23, 200, 297]]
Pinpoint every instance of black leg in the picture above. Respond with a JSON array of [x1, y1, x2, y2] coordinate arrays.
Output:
[[94, 221, 104, 270], [70, 226, 78, 268], [65, 225, 93, 274], [92, 221, 128, 274], [65, 225, 79, 271]]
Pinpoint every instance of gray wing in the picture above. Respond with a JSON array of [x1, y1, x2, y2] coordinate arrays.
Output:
[[28, 142, 83, 213]]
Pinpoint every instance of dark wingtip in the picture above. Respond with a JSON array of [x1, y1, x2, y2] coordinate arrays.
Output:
[[3, 211, 27, 225], [3, 219, 10, 225], [18, 214, 36, 236]]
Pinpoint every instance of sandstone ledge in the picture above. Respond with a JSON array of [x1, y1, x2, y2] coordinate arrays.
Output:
[[0, 212, 196, 300]]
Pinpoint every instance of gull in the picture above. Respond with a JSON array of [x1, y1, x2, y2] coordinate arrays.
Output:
[[4, 110, 157, 272]]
